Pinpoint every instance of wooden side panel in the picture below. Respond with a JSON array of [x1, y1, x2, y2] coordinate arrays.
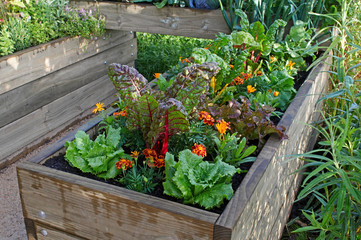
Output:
[[0, 30, 129, 95], [0, 74, 117, 169], [0, 37, 136, 128], [17, 162, 219, 240], [214, 53, 331, 239], [35, 223, 85, 240], [69, 1, 230, 39]]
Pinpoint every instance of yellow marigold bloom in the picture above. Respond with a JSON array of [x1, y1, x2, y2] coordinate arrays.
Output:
[[92, 102, 105, 114], [247, 85, 256, 93], [270, 56, 277, 63], [153, 73, 160, 79], [286, 60, 296, 70], [273, 91, 279, 97], [130, 151, 139, 159], [191, 143, 207, 157], [216, 119, 231, 135]]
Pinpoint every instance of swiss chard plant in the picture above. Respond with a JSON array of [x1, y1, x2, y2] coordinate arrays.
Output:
[[108, 62, 220, 156]]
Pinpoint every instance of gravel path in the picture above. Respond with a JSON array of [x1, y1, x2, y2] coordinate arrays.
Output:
[[0, 160, 27, 240], [0, 117, 92, 240]]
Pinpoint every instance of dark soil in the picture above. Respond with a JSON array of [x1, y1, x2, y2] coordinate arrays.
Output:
[[43, 154, 252, 214]]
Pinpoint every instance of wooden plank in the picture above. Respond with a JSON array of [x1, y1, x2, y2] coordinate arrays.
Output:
[[17, 162, 219, 240], [69, 1, 230, 39], [0, 74, 118, 169], [0, 37, 136, 128], [0, 30, 130, 95], [24, 218, 37, 240], [35, 223, 85, 240], [214, 52, 331, 239]]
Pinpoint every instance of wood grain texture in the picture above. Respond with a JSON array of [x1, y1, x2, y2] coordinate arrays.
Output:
[[214, 52, 331, 239], [69, 1, 230, 39], [17, 162, 219, 240], [0, 74, 118, 169], [0, 30, 129, 95], [35, 223, 85, 240], [0, 36, 136, 128]]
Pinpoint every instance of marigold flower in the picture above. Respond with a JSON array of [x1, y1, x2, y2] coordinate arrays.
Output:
[[116, 159, 133, 171], [92, 102, 105, 114], [247, 85, 256, 93], [256, 70, 263, 76], [270, 56, 277, 63], [268, 88, 273, 93], [191, 143, 207, 157], [142, 149, 157, 159], [179, 57, 191, 63], [232, 76, 245, 85], [154, 155, 165, 168], [230, 64, 234, 70], [198, 111, 214, 126], [153, 73, 160, 79], [113, 106, 127, 117], [130, 151, 139, 159], [216, 119, 231, 135], [242, 73, 252, 81], [273, 91, 279, 97], [286, 60, 295, 70]]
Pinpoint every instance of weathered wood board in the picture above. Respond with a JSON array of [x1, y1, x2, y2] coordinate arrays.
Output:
[[18, 162, 219, 240], [0, 35, 136, 128], [0, 30, 137, 169], [69, 1, 230, 39], [17, 50, 331, 239], [0, 30, 132, 95]]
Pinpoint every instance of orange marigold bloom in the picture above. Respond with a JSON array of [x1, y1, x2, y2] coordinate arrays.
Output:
[[232, 76, 245, 85], [216, 119, 231, 135], [113, 106, 127, 118], [116, 159, 133, 171], [153, 73, 160, 79], [273, 91, 279, 97], [230, 64, 234, 70], [92, 102, 105, 114], [270, 56, 276, 63], [154, 155, 165, 168], [256, 70, 263, 76], [247, 85, 256, 93], [191, 143, 207, 157], [198, 111, 214, 126], [142, 149, 157, 159], [286, 60, 295, 70], [242, 73, 252, 81]]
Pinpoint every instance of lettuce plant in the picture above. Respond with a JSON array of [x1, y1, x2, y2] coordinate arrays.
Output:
[[108, 62, 220, 156], [65, 126, 126, 179], [163, 149, 238, 209]]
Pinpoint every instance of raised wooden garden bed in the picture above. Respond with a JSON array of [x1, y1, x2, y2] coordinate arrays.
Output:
[[17, 49, 332, 239], [69, 0, 230, 39], [0, 30, 137, 169]]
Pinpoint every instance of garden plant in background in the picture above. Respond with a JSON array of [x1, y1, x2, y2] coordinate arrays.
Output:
[[0, 0, 105, 56], [282, 0, 361, 239]]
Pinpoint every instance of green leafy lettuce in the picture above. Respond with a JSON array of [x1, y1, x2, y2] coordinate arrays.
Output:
[[163, 149, 238, 209], [64, 126, 126, 179]]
